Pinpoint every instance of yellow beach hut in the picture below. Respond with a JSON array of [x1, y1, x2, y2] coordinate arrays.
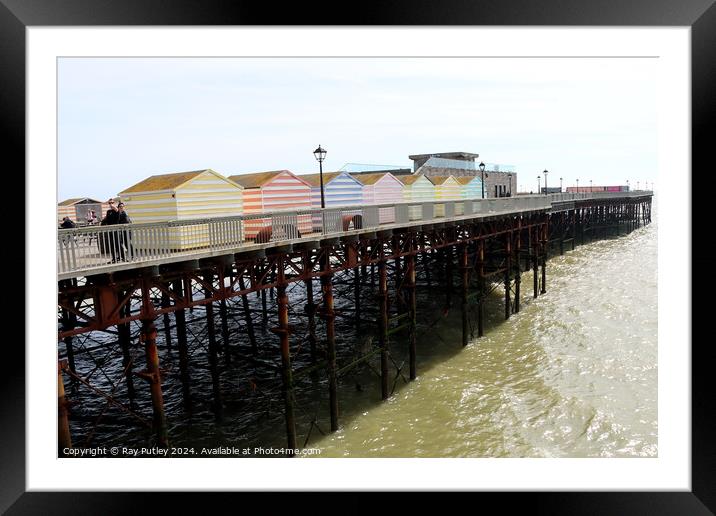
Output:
[[456, 176, 484, 199], [119, 169, 244, 250], [396, 174, 435, 220], [429, 175, 462, 216]]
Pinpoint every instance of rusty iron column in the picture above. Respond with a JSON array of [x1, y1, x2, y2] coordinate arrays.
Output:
[[571, 210, 577, 250], [533, 226, 539, 298], [378, 257, 389, 400], [172, 278, 191, 406], [515, 221, 522, 313], [541, 221, 547, 295], [477, 239, 485, 338], [218, 267, 231, 363], [161, 288, 172, 351], [354, 266, 361, 331], [445, 247, 453, 309], [238, 275, 258, 354], [460, 243, 469, 347], [140, 314, 169, 447], [273, 255, 297, 453], [58, 360, 71, 455], [118, 295, 136, 401], [303, 253, 318, 365], [321, 253, 339, 432], [393, 236, 404, 315], [60, 304, 77, 381], [406, 251, 417, 380], [505, 231, 512, 320], [203, 271, 223, 418]]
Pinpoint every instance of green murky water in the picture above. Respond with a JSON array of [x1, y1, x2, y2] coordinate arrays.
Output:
[[306, 212, 657, 458]]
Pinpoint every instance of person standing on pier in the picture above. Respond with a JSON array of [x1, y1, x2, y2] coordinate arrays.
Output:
[[116, 202, 133, 261], [100, 198, 120, 262]]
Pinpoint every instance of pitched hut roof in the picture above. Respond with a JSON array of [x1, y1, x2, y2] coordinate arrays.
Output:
[[396, 174, 427, 186], [58, 197, 102, 206], [427, 176, 457, 186], [350, 172, 397, 186], [120, 169, 218, 194], [228, 170, 302, 189], [299, 172, 343, 187]]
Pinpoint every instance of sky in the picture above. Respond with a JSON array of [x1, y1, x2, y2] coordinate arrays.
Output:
[[58, 57, 657, 200]]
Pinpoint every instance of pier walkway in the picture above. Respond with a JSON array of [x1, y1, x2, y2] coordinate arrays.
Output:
[[56, 190, 653, 453]]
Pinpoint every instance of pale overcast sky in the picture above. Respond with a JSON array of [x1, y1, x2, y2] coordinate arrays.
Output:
[[58, 57, 657, 200]]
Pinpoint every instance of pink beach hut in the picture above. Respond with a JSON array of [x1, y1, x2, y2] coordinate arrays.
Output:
[[350, 172, 404, 224], [228, 170, 313, 241]]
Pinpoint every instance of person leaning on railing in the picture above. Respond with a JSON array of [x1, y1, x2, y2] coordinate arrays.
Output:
[[59, 217, 76, 248]]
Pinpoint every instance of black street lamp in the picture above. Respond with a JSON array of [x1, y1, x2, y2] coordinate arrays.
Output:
[[543, 169, 548, 194], [313, 145, 327, 209], [626, 179, 630, 191], [507, 173, 512, 196], [537, 175, 541, 194], [560, 177, 563, 192], [590, 179, 593, 190], [576, 178, 579, 192], [479, 162, 486, 198]]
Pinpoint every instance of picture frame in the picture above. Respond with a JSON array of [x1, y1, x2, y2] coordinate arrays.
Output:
[[3, 0, 713, 511]]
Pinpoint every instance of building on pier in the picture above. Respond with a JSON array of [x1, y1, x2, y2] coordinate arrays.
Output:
[[57, 197, 108, 224], [567, 185, 629, 193], [118, 168, 245, 250], [229, 170, 313, 238], [301, 171, 364, 208], [456, 176, 485, 199], [119, 169, 244, 223], [350, 172, 404, 224], [409, 152, 516, 198], [397, 174, 436, 202]]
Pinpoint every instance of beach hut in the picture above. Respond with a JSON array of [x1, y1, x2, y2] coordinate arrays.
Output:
[[228, 170, 313, 241], [398, 174, 436, 203], [57, 197, 105, 225], [429, 176, 462, 217], [301, 171, 364, 208], [351, 172, 404, 224], [397, 174, 435, 220], [456, 176, 484, 199], [119, 169, 244, 250]]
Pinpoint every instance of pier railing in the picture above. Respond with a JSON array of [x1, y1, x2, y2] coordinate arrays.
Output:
[[57, 192, 650, 276]]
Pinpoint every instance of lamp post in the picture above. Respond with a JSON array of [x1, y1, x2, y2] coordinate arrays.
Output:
[[313, 145, 327, 209], [479, 162, 486, 198], [589, 179, 592, 191], [537, 175, 541, 194], [637, 180, 640, 190], [626, 179, 630, 191], [543, 169, 548, 194], [560, 177, 563, 192], [576, 178, 579, 192], [507, 173, 512, 196]]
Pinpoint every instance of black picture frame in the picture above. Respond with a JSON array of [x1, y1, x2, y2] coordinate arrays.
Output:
[[3, 0, 714, 512]]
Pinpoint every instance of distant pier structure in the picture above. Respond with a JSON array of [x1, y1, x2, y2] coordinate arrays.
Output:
[[409, 152, 515, 198], [57, 191, 653, 455]]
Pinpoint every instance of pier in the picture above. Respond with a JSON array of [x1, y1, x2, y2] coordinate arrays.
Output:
[[56, 191, 653, 455]]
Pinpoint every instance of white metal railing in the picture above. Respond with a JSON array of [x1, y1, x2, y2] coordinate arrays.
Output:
[[57, 192, 648, 276]]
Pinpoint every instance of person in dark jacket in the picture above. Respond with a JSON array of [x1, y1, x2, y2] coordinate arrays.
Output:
[[115, 202, 133, 261], [100, 198, 121, 262], [59, 217, 76, 229]]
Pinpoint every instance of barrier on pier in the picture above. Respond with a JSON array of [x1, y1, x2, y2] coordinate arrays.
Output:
[[57, 193, 644, 276]]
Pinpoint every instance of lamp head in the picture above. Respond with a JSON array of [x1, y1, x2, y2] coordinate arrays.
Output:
[[313, 145, 327, 162]]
